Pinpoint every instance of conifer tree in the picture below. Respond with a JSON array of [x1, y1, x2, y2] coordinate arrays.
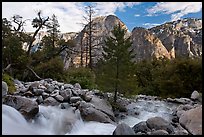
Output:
[[97, 24, 134, 103]]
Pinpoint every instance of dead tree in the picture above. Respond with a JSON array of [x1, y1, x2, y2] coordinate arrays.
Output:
[[27, 11, 49, 56]]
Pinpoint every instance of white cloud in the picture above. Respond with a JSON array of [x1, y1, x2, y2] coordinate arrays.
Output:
[[134, 14, 140, 17], [143, 23, 161, 28], [92, 2, 141, 16], [2, 2, 141, 33], [147, 2, 202, 21], [2, 2, 86, 33]]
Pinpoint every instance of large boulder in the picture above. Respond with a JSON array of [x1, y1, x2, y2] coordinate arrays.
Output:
[[132, 121, 151, 133], [78, 101, 114, 124], [43, 97, 60, 106], [179, 105, 202, 135], [90, 96, 116, 121], [146, 116, 174, 134], [3, 95, 39, 119], [113, 123, 135, 135], [2, 81, 8, 97]]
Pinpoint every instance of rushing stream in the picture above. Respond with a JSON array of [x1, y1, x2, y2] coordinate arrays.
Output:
[[2, 98, 178, 135]]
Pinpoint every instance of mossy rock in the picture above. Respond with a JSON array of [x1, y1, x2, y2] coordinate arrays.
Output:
[[2, 73, 16, 94]]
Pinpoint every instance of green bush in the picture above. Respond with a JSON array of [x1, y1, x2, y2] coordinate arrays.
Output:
[[133, 58, 202, 98], [34, 56, 64, 81], [2, 73, 16, 94], [64, 67, 96, 89]]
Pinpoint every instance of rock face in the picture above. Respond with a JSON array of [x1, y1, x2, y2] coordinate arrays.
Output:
[[70, 15, 130, 67], [149, 18, 202, 58], [179, 105, 202, 135], [113, 123, 135, 135], [60, 16, 201, 68], [131, 27, 171, 61], [3, 95, 39, 119]]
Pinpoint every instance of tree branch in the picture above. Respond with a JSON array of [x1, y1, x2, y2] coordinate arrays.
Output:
[[26, 66, 43, 80]]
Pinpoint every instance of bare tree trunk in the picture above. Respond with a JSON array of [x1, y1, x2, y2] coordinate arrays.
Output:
[[80, 37, 83, 67], [27, 12, 49, 56], [26, 66, 42, 80], [114, 58, 119, 103], [88, 8, 93, 70], [85, 38, 88, 67]]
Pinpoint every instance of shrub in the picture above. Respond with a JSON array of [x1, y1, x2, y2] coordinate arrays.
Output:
[[34, 56, 64, 81], [2, 73, 16, 94], [64, 67, 96, 89]]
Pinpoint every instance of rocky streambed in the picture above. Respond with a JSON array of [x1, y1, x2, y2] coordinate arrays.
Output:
[[2, 79, 202, 135]]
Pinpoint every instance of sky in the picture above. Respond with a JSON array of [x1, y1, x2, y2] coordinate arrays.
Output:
[[2, 2, 202, 33]]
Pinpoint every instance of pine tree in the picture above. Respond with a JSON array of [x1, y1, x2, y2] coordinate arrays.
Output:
[[46, 14, 60, 49], [97, 24, 134, 103]]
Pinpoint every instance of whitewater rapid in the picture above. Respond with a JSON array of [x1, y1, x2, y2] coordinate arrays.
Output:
[[2, 99, 178, 135]]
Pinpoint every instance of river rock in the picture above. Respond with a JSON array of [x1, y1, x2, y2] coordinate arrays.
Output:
[[36, 96, 44, 104], [146, 116, 174, 134], [168, 97, 193, 105], [64, 84, 74, 89], [22, 91, 34, 97], [54, 95, 64, 102], [42, 92, 49, 100], [14, 79, 24, 89], [70, 96, 82, 104], [150, 129, 169, 135], [50, 90, 59, 97], [174, 123, 189, 135], [74, 83, 81, 89], [45, 85, 55, 93], [72, 88, 80, 96], [132, 121, 151, 133], [43, 97, 60, 106], [176, 104, 194, 118], [191, 90, 200, 100], [3, 95, 39, 119], [59, 89, 72, 101], [2, 81, 8, 97], [179, 105, 202, 135], [32, 88, 44, 96], [28, 82, 40, 91], [83, 94, 92, 102], [113, 123, 135, 135]]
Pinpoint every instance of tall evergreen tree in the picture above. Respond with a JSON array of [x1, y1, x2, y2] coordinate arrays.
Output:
[[46, 14, 60, 49], [96, 24, 134, 103]]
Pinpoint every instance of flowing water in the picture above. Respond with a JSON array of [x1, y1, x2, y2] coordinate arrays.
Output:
[[2, 99, 178, 135]]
